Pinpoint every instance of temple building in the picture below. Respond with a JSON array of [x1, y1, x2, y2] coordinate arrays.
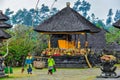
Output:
[[34, 2, 108, 68], [34, 2, 104, 52]]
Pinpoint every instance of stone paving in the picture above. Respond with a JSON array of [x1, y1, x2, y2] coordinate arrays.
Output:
[[3, 68, 120, 80], [96, 78, 120, 80], [95, 71, 120, 80], [95, 74, 120, 80]]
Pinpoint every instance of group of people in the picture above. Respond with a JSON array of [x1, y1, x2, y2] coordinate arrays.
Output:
[[23, 53, 56, 75]]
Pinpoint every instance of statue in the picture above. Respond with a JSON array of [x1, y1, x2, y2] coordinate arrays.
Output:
[[97, 55, 120, 78], [0, 40, 10, 77], [0, 53, 6, 77], [100, 60, 117, 77]]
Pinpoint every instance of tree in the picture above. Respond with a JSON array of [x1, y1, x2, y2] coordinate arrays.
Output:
[[91, 13, 96, 24], [79, 0, 91, 17], [30, 8, 42, 26], [89, 13, 105, 29], [12, 9, 24, 25], [106, 27, 120, 44], [73, 0, 81, 11], [73, 0, 91, 18], [12, 9, 33, 26], [32, 4, 50, 26], [4, 8, 14, 25], [5, 8, 14, 16], [6, 4, 59, 27], [96, 20, 105, 29], [40, 4, 49, 13], [23, 9, 33, 26], [0, 25, 48, 66], [106, 9, 113, 25], [114, 10, 120, 22], [49, 7, 59, 16], [86, 16, 90, 21]]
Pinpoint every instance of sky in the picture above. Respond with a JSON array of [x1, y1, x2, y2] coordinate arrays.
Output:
[[0, 0, 120, 20]]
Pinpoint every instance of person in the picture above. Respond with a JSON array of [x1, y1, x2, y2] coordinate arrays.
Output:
[[25, 53, 33, 74], [47, 55, 55, 75]]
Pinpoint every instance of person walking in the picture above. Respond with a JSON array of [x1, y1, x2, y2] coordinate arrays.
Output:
[[25, 53, 33, 74], [47, 56, 55, 75]]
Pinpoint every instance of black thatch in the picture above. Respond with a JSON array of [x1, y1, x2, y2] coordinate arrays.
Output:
[[87, 29, 106, 51], [0, 29, 11, 39], [0, 23, 12, 29], [34, 5, 101, 33], [113, 19, 120, 29], [0, 10, 9, 21], [105, 42, 120, 51]]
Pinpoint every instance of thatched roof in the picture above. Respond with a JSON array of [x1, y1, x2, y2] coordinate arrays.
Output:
[[105, 42, 120, 51], [0, 23, 12, 29], [0, 30, 11, 39], [34, 4, 101, 34], [113, 19, 120, 29], [0, 10, 9, 21]]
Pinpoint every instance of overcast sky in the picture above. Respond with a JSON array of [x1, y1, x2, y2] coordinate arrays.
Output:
[[0, 0, 120, 20]]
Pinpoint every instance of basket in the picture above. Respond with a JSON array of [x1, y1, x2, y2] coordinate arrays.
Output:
[[33, 61, 45, 69]]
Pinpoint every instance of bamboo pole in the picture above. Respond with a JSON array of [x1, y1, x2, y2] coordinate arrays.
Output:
[[84, 54, 92, 68]]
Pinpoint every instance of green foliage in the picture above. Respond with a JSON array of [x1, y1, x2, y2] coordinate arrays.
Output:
[[114, 10, 120, 21], [73, 0, 91, 17], [106, 9, 113, 25], [106, 27, 120, 44], [0, 25, 48, 66]]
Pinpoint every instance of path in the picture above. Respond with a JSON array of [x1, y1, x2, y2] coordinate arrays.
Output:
[[3, 68, 120, 80]]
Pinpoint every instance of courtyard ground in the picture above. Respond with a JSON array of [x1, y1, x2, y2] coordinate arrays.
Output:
[[1, 65, 120, 80]]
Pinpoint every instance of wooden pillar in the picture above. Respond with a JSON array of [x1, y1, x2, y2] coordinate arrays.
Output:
[[48, 34, 51, 49], [77, 34, 81, 49], [85, 33, 89, 48], [74, 34, 76, 49], [66, 34, 68, 49]]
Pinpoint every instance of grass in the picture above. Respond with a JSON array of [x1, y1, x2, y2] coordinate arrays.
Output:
[[0, 67, 36, 80]]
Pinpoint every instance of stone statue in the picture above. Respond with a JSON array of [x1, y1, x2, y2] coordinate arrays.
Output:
[[0, 54, 5, 76], [100, 60, 117, 77]]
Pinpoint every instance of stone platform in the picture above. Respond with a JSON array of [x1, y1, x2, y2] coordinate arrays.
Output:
[[96, 78, 120, 80], [96, 72, 120, 80]]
